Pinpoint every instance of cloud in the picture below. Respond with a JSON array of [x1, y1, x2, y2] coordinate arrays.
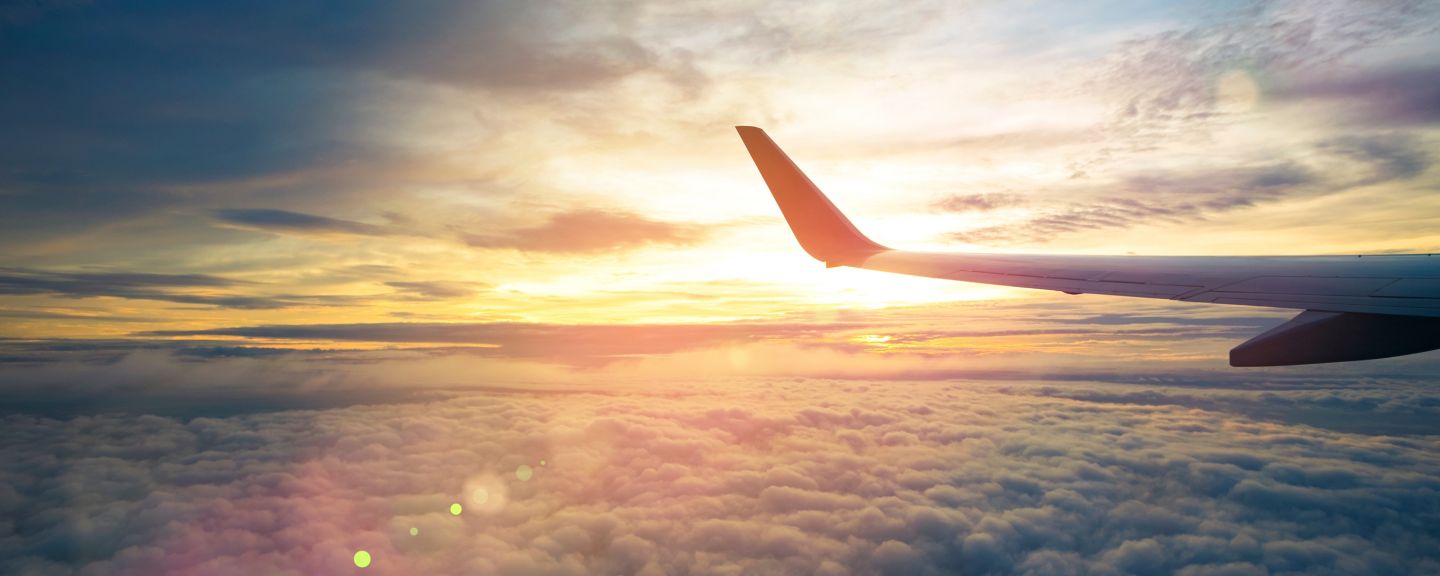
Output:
[[0, 308, 157, 323], [1040, 0, 1440, 191], [932, 194, 1027, 213], [210, 206, 716, 257], [385, 281, 484, 300], [212, 208, 396, 237], [1318, 133, 1432, 184], [1274, 64, 1440, 126], [143, 321, 842, 362], [0, 0, 694, 249], [947, 189, 1283, 246], [460, 209, 711, 253], [0, 267, 358, 309], [130, 296, 1292, 365], [946, 137, 1434, 245], [950, 198, 1198, 245], [1, 370, 1438, 574], [1093, 1, 1440, 133]]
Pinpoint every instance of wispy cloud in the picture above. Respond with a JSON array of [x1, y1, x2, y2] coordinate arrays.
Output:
[[0, 267, 359, 309], [949, 136, 1433, 245], [212, 208, 397, 237], [459, 209, 712, 254], [931, 193, 1027, 213], [385, 281, 484, 300], [1274, 63, 1440, 126]]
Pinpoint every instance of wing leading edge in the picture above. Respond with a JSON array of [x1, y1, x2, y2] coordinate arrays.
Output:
[[735, 126, 1440, 367]]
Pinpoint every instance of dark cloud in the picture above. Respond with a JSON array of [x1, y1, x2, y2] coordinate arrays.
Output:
[[385, 281, 484, 300], [1274, 64, 1440, 126], [212, 208, 396, 237], [0, 267, 238, 294], [0, 308, 158, 323], [460, 209, 711, 253], [0, 267, 358, 309], [932, 193, 1027, 213], [1319, 133, 1432, 184]]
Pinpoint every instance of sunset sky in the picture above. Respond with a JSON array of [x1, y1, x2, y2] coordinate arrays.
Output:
[[3, 1, 1440, 574]]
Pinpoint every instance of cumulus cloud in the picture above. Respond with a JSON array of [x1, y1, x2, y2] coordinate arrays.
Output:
[[1, 372, 1438, 574]]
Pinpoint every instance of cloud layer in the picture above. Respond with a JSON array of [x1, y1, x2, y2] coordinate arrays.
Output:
[[2, 373, 1438, 575]]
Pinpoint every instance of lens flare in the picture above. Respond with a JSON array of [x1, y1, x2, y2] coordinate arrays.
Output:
[[516, 465, 534, 481], [353, 550, 371, 568], [449, 502, 462, 516]]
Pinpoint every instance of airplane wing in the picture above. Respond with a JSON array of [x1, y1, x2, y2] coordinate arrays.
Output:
[[736, 126, 1440, 367]]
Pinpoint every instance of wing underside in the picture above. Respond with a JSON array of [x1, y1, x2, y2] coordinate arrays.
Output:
[[736, 126, 1440, 366]]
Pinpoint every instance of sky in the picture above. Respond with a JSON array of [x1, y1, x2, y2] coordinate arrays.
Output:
[[2, 0, 1440, 574]]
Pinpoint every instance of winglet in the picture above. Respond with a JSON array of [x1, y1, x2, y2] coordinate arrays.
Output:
[[736, 126, 889, 266]]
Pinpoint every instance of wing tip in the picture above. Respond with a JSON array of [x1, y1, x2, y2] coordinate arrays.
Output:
[[735, 125, 765, 139], [735, 126, 888, 265]]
